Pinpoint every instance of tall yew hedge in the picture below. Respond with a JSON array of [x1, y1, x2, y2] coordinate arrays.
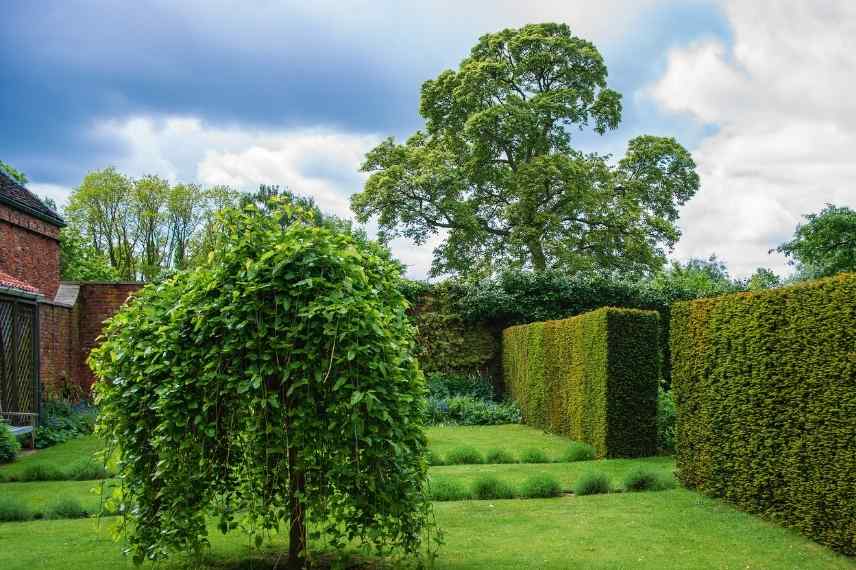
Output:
[[672, 273, 856, 555], [503, 308, 659, 457]]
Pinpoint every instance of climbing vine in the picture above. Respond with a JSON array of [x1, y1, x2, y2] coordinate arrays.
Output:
[[91, 200, 435, 566]]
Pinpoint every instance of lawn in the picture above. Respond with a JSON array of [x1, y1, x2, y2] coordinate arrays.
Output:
[[0, 435, 103, 481], [0, 491, 853, 569], [1, 427, 853, 569]]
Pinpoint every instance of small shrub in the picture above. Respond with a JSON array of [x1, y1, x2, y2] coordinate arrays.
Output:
[[520, 474, 562, 498], [35, 399, 97, 449], [519, 448, 549, 463], [0, 422, 21, 463], [427, 372, 495, 401], [20, 464, 65, 482], [572, 472, 612, 496], [623, 468, 676, 492], [429, 477, 471, 501], [425, 449, 444, 466], [485, 448, 516, 464], [656, 388, 676, 453], [561, 442, 596, 462], [46, 497, 88, 519], [67, 458, 110, 481], [0, 496, 32, 522], [445, 446, 484, 465], [471, 475, 515, 500]]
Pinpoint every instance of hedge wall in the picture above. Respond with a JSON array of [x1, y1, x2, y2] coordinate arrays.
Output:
[[671, 273, 856, 555], [503, 307, 660, 458]]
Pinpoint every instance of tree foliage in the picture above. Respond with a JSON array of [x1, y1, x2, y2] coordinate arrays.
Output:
[[352, 23, 699, 276], [776, 204, 856, 278], [59, 227, 119, 281], [90, 200, 434, 566], [0, 159, 28, 185]]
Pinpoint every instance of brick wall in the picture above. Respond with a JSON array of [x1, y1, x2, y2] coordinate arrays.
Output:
[[38, 282, 142, 397], [39, 301, 79, 397], [0, 203, 61, 299], [75, 283, 142, 391]]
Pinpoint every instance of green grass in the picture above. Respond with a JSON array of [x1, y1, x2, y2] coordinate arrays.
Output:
[[427, 425, 574, 462], [431, 456, 674, 492], [0, 436, 103, 481], [0, 490, 853, 569], [0, 479, 116, 515]]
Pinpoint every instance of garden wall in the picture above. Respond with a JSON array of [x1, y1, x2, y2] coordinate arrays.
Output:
[[671, 273, 856, 555], [38, 282, 142, 397], [503, 307, 660, 458]]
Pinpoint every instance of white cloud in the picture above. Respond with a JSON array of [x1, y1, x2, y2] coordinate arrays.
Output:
[[82, 114, 439, 278], [646, 0, 856, 277]]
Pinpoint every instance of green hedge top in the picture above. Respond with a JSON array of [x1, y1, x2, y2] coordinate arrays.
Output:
[[503, 307, 659, 458], [671, 273, 856, 555]]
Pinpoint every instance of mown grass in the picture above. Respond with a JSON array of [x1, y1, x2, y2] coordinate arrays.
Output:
[[426, 425, 574, 463], [0, 490, 853, 569], [0, 436, 104, 481], [0, 479, 117, 516]]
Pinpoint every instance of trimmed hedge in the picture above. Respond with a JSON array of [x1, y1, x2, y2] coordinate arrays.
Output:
[[503, 307, 659, 458], [671, 273, 856, 555]]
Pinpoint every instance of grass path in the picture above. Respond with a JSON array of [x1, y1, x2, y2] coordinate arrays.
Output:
[[0, 490, 853, 569], [0, 436, 102, 481]]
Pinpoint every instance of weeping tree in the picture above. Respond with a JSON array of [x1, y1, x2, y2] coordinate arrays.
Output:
[[91, 200, 434, 567]]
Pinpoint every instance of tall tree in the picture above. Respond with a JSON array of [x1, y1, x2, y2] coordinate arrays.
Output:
[[132, 175, 170, 281], [776, 204, 856, 278], [352, 23, 699, 276], [66, 167, 138, 280], [59, 227, 119, 281]]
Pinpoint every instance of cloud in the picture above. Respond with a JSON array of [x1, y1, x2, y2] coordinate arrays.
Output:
[[646, 0, 856, 277]]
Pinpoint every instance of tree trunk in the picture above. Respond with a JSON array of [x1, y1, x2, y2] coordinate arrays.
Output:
[[287, 446, 307, 568], [528, 239, 547, 272]]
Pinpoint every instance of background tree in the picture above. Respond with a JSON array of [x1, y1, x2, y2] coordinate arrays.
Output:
[[58, 227, 119, 281], [0, 159, 28, 185], [776, 204, 856, 278], [745, 267, 782, 291], [352, 23, 699, 277], [650, 254, 739, 298], [91, 199, 433, 566]]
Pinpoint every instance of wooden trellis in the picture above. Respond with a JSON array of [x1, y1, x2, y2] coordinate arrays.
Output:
[[0, 293, 39, 433]]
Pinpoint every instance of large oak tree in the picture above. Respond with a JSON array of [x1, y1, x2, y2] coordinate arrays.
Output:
[[352, 23, 699, 276]]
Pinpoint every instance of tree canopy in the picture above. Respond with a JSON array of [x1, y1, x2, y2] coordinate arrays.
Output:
[[90, 199, 433, 566], [776, 204, 856, 278], [352, 23, 699, 276]]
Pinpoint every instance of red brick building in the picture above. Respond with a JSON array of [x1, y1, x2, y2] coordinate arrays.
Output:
[[0, 169, 140, 414]]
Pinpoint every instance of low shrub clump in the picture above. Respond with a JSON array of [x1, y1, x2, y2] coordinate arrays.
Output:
[[485, 448, 516, 464], [561, 442, 596, 462], [46, 497, 88, 519], [425, 449, 444, 466], [0, 422, 21, 463], [519, 448, 550, 464], [520, 474, 562, 498], [471, 475, 515, 500], [67, 458, 110, 481], [0, 497, 32, 522], [35, 399, 97, 449], [572, 472, 612, 496], [429, 477, 471, 502], [623, 468, 675, 492], [19, 464, 65, 482], [426, 373, 521, 426], [445, 446, 484, 465]]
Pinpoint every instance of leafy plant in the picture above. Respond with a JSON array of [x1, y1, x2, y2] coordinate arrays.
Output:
[[0, 497, 32, 522], [519, 448, 549, 464], [0, 422, 21, 463], [427, 372, 495, 400], [656, 389, 676, 453], [561, 442, 596, 462], [67, 458, 110, 481], [35, 399, 97, 449], [471, 476, 515, 500], [46, 498, 87, 519], [485, 448, 516, 464], [429, 478, 471, 502], [623, 468, 674, 492], [520, 474, 562, 498], [445, 446, 484, 465], [90, 199, 435, 566], [427, 395, 521, 426], [572, 472, 612, 496]]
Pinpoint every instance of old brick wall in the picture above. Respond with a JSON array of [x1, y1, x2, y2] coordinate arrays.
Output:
[[75, 283, 142, 390], [0, 203, 61, 299], [38, 301, 79, 397]]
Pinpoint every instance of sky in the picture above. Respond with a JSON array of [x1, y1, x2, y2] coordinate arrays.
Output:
[[2, 0, 855, 279]]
